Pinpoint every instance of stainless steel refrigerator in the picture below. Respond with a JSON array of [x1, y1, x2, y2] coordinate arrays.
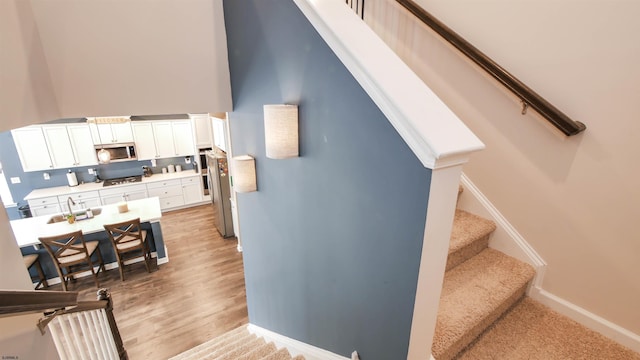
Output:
[[206, 151, 234, 238]]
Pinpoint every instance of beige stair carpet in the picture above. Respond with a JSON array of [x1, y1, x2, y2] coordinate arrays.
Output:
[[446, 209, 496, 271], [169, 325, 305, 360], [432, 248, 535, 359], [456, 298, 640, 360]]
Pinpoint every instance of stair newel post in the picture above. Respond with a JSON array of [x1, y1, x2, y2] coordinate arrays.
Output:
[[97, 288, 128, 360]]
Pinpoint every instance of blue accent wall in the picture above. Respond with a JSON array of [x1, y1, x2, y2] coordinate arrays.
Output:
[[0, 129, 196, 220], [224, 1, 431, 358]]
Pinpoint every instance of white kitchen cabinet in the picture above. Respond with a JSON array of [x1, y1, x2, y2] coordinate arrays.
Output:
[[191, 113, 213, 147], [66, 124, 99, 166], [147, 179, 184, 210], [27, 196, 61, 217], [11, 127, 54, 172], [90, 122, 134, 144], [132, 120, 195, 160], [181, 176, 202, 205], [57, 191, 101, 213], [172, 120, 196, 157], [152, 122, 176, 158], [43, 124, 98, 168], [212, 116, 227, 152], [99, 184, 148, 205], [42, 126, 76, 168], [131, 122, 158, 160]]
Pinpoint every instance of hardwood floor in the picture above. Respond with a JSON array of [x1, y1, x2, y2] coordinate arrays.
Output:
[[50, 204, 248, 359]]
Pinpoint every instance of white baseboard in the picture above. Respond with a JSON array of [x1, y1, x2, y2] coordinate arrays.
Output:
[[530, 287, 640, 353], [460, 173, 640, 353], [459, 173, 546, 288], [247, 324, 350, 360]]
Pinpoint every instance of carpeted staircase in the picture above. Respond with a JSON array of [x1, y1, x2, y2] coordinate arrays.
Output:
[[169, 325, 305, 360], [434, 188, 640, 360]]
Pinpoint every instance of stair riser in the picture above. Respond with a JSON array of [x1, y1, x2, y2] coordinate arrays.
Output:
[[441, 283, 530, 360], [446, 234, 490, 271]]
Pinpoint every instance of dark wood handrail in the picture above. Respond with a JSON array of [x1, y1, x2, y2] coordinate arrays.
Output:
[[395, 0, 586, 136], [0, 290, 78, 316]]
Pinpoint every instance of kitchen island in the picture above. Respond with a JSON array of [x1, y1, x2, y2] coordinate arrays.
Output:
[[11, 197, 168, 285]]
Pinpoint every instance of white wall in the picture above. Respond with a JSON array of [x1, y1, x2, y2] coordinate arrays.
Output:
[[365, 0, 640, 335], [2, 0, 232, 121]]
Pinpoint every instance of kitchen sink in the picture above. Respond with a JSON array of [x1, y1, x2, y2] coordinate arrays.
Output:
[[47, 208, 102, 224]]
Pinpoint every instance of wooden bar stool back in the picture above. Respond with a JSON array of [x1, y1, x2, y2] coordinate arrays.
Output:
[[38, 230, 105, 291], [23, 253, 48, 289], [103, 218, 154, 281]]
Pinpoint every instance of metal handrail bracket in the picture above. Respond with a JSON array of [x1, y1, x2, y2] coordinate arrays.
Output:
[[395, 0, 586, 136]]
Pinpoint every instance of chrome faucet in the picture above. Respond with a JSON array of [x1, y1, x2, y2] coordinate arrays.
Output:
[[67, 197, 76, 215]]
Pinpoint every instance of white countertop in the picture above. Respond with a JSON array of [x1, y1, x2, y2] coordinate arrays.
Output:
[[24, 170, 201, 200], [11, 197, 163, 248]]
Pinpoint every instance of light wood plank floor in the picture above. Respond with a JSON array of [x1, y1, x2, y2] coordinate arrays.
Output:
[[49, 204, 248, 359]]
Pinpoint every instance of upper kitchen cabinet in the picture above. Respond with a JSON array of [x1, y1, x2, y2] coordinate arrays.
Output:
[[132, 120, 195, 160], [90, 122, 134, 144], [212, 116, 228, 152], [12, 124, 98, 172], [190, 113, 213, 147], [11, 127, 54, 172], [66, 124, 99, 166]]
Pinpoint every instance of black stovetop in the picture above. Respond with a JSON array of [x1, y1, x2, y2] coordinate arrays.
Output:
[[102, 175, 142, 187]]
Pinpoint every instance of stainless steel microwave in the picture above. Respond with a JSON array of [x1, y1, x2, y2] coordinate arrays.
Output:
[[94, 143, 137, 163]]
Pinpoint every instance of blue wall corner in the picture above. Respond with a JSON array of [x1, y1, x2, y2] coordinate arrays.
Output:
[[224, 1, 431, 358]]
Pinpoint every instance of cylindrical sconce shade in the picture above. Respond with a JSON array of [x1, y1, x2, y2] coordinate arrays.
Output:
[[232, 155, 257, 193], [264, 104, 298, 159]]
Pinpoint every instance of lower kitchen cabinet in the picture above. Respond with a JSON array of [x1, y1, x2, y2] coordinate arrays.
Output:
[[181, 176, 202, 205], [58, 191, 101, 213], [28, 196, 62, 217], [147, 179, 184, 210], [99, 184, 148, 205]]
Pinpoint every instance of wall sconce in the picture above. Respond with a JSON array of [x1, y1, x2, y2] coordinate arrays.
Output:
[[232, 155, 257, 193], [264, 104, 298, 159]]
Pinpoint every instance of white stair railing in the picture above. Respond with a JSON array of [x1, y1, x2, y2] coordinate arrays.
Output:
[[48, 308, 119, 360]]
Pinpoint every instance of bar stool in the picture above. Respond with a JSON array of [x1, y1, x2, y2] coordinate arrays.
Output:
[[104, 218, 154, 281], [39, 230, 105, 291], [23, 253, 48, 290]]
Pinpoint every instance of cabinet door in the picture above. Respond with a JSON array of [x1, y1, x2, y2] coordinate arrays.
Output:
[[191, 114, 213, 147], [152, 122, 176, 158], [182, 183, 201, 204], [67, 124, 98, 166], [172, 121, 195, 156], [60, 197, 101, 213], [111, 123, 134, 143], [96, 124, 114, 143], [30, 204, 61, 217], [11, 127, 54, 172], [42, 126, 76, 168], [212, 117, 227, 152], [131, 122, 158, 160]]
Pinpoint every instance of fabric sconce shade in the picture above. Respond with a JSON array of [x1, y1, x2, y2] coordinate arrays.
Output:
[[264, 104, 298, 159], [232, 155, 257, 193]]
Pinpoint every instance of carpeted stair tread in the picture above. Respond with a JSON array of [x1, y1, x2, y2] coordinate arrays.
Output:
[[261, 348, 294, 360], [200, 333, 258, 360], [446, 210, 496, 271], [432, 248, 535, 360], [236, 342, 278, 360], [209, 336, 265, 360], [169, 325, 249, 359], [456, 298, 640, 360]]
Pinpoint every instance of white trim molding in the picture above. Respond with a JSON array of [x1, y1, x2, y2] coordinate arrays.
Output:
[[247, 324, 350, 360], [458, 173, 546, 287], [292, 0, 484, 169], [530, 288, 640, 353]]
